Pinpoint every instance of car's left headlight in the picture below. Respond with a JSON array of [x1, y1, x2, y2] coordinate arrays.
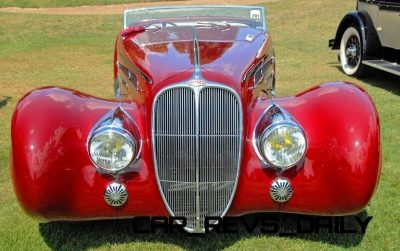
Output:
[[89, 127, 136, 172], [260, 121, 306, 170]]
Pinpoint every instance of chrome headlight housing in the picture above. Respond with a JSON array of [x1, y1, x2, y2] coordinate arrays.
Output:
[[89, 126, 136, 172], [260, 121, 306, 171]]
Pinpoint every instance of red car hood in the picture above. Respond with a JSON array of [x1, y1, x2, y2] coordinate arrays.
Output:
[[120, 25, 267, 86]]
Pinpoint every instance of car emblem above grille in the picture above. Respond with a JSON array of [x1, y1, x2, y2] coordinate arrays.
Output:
[[187, 79, 206, 87]]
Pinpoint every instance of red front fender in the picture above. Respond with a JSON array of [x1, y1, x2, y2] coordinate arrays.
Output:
[[230, 82, 381, 216], [11, 87, 168, 220]]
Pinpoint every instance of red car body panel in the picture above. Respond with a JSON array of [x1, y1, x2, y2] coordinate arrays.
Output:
[[11, 19, 381, 221], [11, 82, 380, 220]]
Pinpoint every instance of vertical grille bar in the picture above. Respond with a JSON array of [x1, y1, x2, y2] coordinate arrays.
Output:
[[153, 84, 242, 232]]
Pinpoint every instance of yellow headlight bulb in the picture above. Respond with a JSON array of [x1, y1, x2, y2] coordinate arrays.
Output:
[[283, 131, 294, 147]]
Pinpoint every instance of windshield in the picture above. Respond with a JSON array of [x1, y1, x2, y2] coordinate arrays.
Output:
[[124, 5, 267, 32]]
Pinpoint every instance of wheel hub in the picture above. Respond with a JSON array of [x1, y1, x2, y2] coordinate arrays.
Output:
[[345, 35, 360, 67], [346, 46, 358, 58]]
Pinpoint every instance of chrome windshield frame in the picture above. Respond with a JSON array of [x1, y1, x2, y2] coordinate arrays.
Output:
[[123, 5, 267, 32]]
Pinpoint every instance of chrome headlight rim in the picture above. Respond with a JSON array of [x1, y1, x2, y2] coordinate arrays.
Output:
[[88, 126, 137, 173], [259, 120, 307, 171]]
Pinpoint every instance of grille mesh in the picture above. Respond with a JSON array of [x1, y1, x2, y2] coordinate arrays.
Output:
[[153, 85, 241, 231]]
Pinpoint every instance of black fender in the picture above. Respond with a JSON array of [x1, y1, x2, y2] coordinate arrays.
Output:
[[330, 11, 382, 59]]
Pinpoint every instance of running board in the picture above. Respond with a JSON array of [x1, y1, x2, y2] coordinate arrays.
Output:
[[363, 60, 400, 76]]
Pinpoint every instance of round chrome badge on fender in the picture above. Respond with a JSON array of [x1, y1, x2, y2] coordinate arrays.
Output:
[[270, 178, 293, 202], [104, 182, 128, 207]]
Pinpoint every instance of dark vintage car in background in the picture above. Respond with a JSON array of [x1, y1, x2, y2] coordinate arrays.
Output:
[[11, 6, 381, 233], [330, 0, 400, 77]]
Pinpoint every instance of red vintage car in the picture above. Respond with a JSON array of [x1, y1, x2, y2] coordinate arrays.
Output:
[[11, 6, 381, 233]]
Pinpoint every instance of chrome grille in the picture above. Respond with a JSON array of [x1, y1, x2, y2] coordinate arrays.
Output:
[[153, 84, 242, 232]]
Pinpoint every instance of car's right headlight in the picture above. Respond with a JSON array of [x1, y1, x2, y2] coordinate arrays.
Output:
[[89, 127, 136, 172], [260, 121, 306, 171]]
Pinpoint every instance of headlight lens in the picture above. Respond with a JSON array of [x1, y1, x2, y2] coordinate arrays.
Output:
[[89, 128, 135, 172], [260, 123, 306, 170]]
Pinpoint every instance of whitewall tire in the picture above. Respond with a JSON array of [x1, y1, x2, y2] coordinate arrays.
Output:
[[339, 26, 366, 77]]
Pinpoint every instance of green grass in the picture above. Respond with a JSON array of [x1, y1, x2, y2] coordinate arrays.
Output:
[[0, 0, 399, 250], [0, 0, 165, 8]]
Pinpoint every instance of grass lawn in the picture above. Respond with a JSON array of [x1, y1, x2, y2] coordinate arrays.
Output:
[[0, 0, 399, 250], [0, 0, 167, 8]]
